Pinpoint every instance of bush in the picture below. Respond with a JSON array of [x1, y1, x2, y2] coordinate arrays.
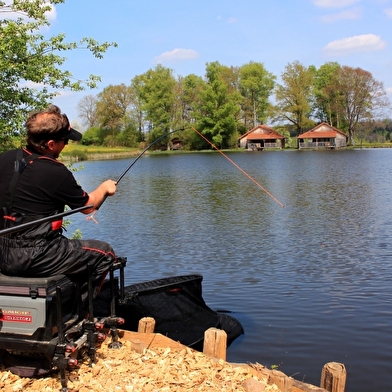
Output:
[[70, 149, 88, 161]]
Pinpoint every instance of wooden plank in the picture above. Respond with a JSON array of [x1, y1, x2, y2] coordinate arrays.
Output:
[[269, 369, 293, 392], [118, 329, 185, 351]]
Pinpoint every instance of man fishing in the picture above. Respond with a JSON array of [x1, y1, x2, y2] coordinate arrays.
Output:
[[0, 104, 118, 298]]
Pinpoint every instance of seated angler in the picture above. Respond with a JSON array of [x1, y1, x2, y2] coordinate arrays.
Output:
[[0, 104, 118, 298]]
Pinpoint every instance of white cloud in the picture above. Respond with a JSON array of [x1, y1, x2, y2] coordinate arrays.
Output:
[[154, 48, 199, 64], [313, 0, 360, 8], [386, 87, 392, 95], [320, 7, 362, 22], [385, 8, 392, 18], [323, 34, 387, 56], [46, 3, 57, 22]]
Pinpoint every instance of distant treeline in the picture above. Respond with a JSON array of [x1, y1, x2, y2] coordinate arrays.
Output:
[[76, 61, 392, 150]]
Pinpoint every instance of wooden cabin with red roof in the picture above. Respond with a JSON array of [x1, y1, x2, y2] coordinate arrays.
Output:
[[238, 124, 285, 151], [297, 122, 347, 149]]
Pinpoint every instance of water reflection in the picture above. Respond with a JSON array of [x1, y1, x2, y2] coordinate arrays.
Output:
[[69, 149, 392, 391]]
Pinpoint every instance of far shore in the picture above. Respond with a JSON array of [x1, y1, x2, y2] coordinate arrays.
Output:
[[59, 142, 392, 163], [60, 151, 141, 162]]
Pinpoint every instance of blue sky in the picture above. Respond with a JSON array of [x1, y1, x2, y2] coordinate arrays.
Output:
[[47, 0, 392, 127]]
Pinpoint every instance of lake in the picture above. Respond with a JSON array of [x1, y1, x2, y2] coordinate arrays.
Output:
[[68, 148, 392, 391]]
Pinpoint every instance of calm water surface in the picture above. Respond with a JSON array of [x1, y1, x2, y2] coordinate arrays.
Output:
[[69, 149, 392, 391]]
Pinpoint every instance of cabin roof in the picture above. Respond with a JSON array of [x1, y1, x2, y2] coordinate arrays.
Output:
[[239, 124, 285, 140], [298, 122, 347, 139]]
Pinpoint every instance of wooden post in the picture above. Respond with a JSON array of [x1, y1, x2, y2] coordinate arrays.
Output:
[[138, 317, 156, 333], [269, 369, 293, 392], [203, 327, 227, 361], [320, 362, 346, 392]]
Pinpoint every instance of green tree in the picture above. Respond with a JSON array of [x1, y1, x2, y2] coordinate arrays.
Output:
[[180, 74, 205, 125], [333, 66, 390, 145], [239, 62, 276, 128], [96, 83, 135, 146], [0, 0, 116, 151], [176, 74, 206, 149], [80, 126, 101, 145], [195, 61, 240, 149], [138, 65, 176, 149], [130, 75, 148, 142], [313, 62, 341, 126], [273, 61, 315, 137]]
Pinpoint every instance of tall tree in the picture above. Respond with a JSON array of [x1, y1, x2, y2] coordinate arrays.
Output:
[[273, 61, 315, 137], [95, 84, 135, 146], [0, 0, 116, 151], [195, 61, 241, 149], [77, 95, 99, 129], [181, 73, 205, 123], [333, 66, 390, 145], [313, 62, 341, 126], [239, 62, 275, 128], [130, 75, 148, 142], [138, 65, 176, 148]]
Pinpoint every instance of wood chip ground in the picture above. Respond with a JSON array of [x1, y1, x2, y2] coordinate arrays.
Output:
[[0, 339, 281, 391]]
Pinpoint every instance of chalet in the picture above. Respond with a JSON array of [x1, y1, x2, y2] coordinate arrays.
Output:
[[170, 137, 183, 150], [238, 125, 285, 150], [297, 122, 347, 149]]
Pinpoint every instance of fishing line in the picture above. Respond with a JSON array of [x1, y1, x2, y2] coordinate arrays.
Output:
[[87, 124, 284, 223], [191, 126, 285, 208]]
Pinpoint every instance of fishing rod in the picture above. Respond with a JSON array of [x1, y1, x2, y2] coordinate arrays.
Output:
[[115, 126, 185, 184], [191, 126, 285, 208], [86, 126, 186, 222], [0, 204, 94, 237]]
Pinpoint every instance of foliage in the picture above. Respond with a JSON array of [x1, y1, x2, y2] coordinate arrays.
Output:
[[333, 66, 390, 145], [273, 61, 316, 136], [0, 0, 117, 152], [80, 126, 102, 145], [239, 61, 276, 128], [67, 148, 87, 161], [313, 62, 341, 125], [195, 61, 241, 149], [96, 84, 134, 132], [137, 65, 177, 149]]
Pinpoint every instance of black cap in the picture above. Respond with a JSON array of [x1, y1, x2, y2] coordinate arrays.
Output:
[[56, 125, 82, 141]]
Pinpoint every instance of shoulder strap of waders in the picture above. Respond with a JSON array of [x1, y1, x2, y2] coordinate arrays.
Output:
[[5, 149, 39, 209]]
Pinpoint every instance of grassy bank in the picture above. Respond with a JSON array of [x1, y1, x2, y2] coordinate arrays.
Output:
[[60, 144, 141, 162], [60, 143, 243, 162]]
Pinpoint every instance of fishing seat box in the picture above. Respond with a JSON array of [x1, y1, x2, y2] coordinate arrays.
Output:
[[0, 272, 77, 341]]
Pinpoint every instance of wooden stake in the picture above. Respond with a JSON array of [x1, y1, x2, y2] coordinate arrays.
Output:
[[138, 317, 156, 333], [203, 327, 227, 360], [320, 362, 346, 392]]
